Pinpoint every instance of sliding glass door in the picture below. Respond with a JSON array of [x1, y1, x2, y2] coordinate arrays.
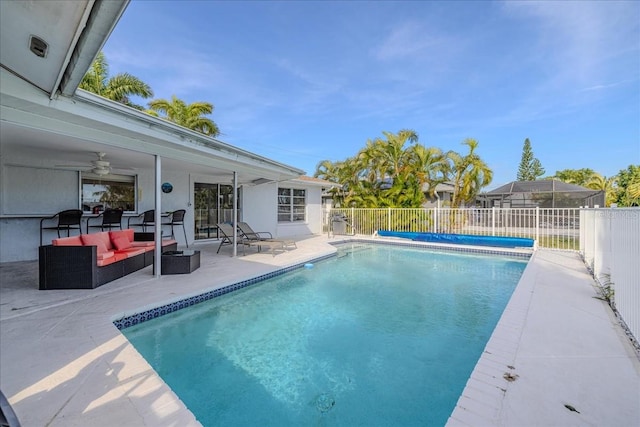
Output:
[[194, 183, 240, 240]]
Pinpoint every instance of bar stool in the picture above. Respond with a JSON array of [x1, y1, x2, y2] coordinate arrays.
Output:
[[162, 209, 188, 247], [127, 209, 155, 231], [39, 209, 83, 245], [86, 208, 123, 233]]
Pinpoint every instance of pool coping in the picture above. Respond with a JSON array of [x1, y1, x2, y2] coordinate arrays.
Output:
[[446, 249, 640, 426]]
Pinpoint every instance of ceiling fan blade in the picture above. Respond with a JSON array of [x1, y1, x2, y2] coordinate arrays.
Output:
[[55, 164, 92, 169]]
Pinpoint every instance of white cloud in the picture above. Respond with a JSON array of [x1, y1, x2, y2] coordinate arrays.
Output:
[[501, 1, 639, 85], [374, 22, 450, 61]]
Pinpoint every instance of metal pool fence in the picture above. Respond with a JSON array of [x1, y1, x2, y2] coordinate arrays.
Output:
[[324, 207, 580, 250]]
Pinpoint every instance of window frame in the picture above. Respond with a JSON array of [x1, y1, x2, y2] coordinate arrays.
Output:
[[277, 187, 306, 222], [81, 172, 137, 213]]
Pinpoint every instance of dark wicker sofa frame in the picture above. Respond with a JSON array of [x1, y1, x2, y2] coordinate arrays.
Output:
[[39, 232, 177, 290]]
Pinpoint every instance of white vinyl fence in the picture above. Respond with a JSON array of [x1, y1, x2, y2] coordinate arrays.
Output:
[[580, 208, 640, 342], [324, 207, 580, 250]]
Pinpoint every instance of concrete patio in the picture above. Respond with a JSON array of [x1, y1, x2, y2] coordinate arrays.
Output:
[[1, 236, 638, 426]]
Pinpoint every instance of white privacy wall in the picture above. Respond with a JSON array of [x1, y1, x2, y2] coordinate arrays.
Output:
[[580, 208, 640, 346]]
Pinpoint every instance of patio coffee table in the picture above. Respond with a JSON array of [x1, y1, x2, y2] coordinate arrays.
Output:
[[161, 250, 200, 274]]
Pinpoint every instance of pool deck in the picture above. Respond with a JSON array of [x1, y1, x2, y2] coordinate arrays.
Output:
[[1, 235, 638, 426]]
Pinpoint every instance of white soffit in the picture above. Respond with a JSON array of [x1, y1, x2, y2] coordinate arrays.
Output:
[[0, 0, 129, 96]]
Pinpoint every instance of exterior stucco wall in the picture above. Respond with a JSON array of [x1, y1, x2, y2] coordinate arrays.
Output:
[[241, 182, 324, 239], [241, 183, 279, 237], [0, 150, 194, 262]]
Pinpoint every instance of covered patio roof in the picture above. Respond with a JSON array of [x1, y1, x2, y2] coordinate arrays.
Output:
[[1, 68, 304, 184], [0, 0, 304, 183]]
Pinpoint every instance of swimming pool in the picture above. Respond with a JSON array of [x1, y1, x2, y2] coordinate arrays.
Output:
[[121, 243, 528, 426]]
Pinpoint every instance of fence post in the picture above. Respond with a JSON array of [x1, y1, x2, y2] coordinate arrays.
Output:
[[491, 207, 496, 236], [536, 206, 540, 244], [387, 207, 391, 231]]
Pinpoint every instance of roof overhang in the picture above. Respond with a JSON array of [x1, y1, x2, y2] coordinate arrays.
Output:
[[1, 69, 304, 183]]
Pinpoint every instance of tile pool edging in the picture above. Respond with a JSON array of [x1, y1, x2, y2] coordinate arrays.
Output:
[[112, 253, 336, 330], [331, 236, 533, 259], [113, 240, 530, 330]]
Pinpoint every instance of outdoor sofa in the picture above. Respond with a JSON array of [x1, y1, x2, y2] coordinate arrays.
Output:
[[39, 229, 177, 290]]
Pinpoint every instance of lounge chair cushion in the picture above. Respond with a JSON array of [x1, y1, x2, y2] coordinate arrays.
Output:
[[52, 235, 83, 246], [81, 233, 110, 255]]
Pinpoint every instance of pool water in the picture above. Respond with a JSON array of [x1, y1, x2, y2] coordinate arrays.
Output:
[[122, 243, 528, 426]]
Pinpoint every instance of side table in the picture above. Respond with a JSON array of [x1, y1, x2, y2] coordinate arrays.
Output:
[[161, 250, 200, 274]]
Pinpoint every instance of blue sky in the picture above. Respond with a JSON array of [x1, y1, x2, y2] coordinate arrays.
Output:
[[103, 0, 639, 189]]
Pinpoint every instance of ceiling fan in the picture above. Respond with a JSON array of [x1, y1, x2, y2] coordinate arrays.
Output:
[[55, 152, 132, 175]]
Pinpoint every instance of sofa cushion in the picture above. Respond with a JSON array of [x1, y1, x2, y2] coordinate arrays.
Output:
[[112, 235, 132, 250], [114, 247, 146, 258], [110, 229, 134, 244], [97, 251, 115, 261], [162, 239, 178, 247], [81, 233, 109, 255], [52, 235, 83, 246], [131, 241, 155, 248], [97, 252, 124, 267]]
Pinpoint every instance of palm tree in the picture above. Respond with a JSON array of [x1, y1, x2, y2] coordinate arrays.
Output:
[[357, 130, 425, 207], [407, 144, 447, 199], [586, 173, 618, 207], [371, 130, 419, 179], [147, 95, 220, 137], [445, 139, 493, 208], [314, 130, 450, 208], [79, 52, 153, 109]]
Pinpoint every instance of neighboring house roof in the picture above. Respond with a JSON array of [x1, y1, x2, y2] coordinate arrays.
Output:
[[421, 181, 456, 193], [485, 180, 598, 195]]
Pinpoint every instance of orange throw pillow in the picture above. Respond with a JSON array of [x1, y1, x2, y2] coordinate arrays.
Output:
[[112, 235, 132, 250], [109, 229, 134, 244], [81, 234, 109, 255]]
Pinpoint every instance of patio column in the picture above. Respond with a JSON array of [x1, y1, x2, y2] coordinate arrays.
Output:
[[154, 155, 162, 277], [232, 171, 238, 257]]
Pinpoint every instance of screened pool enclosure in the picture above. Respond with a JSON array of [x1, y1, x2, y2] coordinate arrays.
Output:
[[480, 180, 604, 208]]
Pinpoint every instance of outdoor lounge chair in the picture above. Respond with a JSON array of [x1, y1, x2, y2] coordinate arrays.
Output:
[[237, 222, 273, 240], [238, 222, 297, 250], [216, 223, 250, 255]]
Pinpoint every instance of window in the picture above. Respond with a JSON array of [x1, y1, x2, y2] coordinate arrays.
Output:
[[81, 173, 136, 212], [278, 188, 306, 222]]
